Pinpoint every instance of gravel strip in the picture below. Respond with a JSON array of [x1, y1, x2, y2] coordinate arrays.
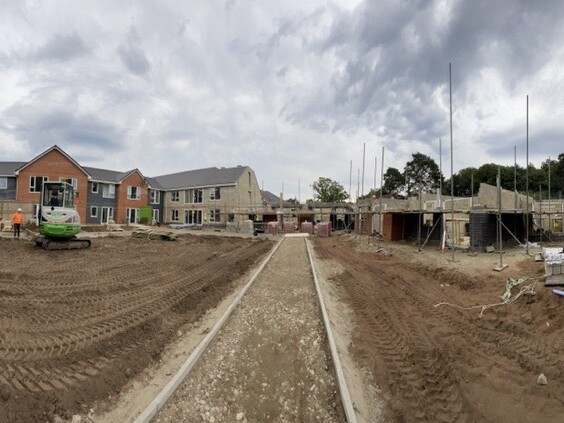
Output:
[[154, 236, 345, 422]]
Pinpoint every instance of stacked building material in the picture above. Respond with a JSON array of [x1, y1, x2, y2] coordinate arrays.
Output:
[[283, 222, 294, 233], [266, 222, 279, 234], [544, 247, 564, 286], [317, 222, 332, 237], [301, 222, 313, 234]]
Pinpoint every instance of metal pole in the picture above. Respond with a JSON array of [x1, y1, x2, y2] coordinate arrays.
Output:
[[449, 63, 455, 261], [298, 179, 301, 204], [356, 169, 360, 202], [361, 142, 366, 197], [349, 160, 352, 204], [439, 138, 442, 207], [526, 95, 529, 254], [377, 147, 385, 250], [539, 184, 542, 242], [514, 145, 518, 209], [549, 157, 551, 235], [497, 167, 504, 268], [373, 156, 377, 194]]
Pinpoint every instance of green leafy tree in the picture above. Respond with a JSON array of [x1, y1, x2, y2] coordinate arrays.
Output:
[[552, 154, 564, 197], [312, 177, 349, 202], [383, 167, 405, 197], [404, 153, 441, 196]]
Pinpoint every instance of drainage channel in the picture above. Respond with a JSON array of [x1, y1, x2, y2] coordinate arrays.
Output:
[[135, 234, 356, 423]]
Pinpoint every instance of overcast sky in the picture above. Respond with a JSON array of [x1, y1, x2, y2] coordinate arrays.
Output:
[[1, 0, 564, 200]]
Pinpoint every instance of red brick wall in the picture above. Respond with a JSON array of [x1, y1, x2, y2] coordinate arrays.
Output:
[[115, 171, 149, 223], [16, 149, 89, 222]]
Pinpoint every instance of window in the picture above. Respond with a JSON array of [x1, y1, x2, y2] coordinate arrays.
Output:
[[30, 176, 47, 193], [152, 209, 160, 223], [0, 177, 7, 190], [185, 209, 203, 225], [91, 206, 98, 218], [171, 191, 180, 202], [101, 207, 114, 223], [91, 182, 99, 193], [60, 177, 78, 190], [149, 190, 160, 204], [186, 188, 203, 204], [209, 187, 221, 201], [170, 209, 179, 222], [126, 208, 140, 223], [209, 209, 221, 223], [102, 184, 115, 198], [127, 186, 141, 200]]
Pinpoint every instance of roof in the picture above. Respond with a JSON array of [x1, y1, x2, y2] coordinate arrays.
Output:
[[261, 190, 299, 208], [0, 162, 26, 176], [15, 145, 90, 177], [152, 166, 248, 190], [262, 190, 281, 204], [83, 166, 124, 183], [145, 177, 164, 190]]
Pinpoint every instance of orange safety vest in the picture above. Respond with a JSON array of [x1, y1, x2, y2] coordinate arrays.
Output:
[[12, 212, 24, 225]]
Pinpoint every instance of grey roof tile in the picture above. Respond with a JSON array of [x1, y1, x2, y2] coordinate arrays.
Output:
[[0, 162, 26, 176], [152, 166, 248, 190]]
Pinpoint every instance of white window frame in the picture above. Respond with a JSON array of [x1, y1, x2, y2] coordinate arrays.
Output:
[[102, 184, 116, 199], [30, 176, 47, 193], [152, 208, 160, 223], [91, 206, 98, 218], [126, 207, 140, 223], [185, 209, 203, 225], [171, 191, 180, 203], [91, 182, 99, 193], [149, 190, 160, 204], [170, 209, 179, 222], [101, 206, 114, 224], [127, 186, 141, 200], [209, 209, 221, 223], [186, 188, 203, 204], [209, 187, 221, 201], [0, 177, 7, 190]]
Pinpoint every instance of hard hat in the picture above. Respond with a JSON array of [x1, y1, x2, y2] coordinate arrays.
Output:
[[17, 208, 22, 212]]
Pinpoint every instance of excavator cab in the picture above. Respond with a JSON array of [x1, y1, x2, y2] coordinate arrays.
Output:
[[35, 181, 91, 249]]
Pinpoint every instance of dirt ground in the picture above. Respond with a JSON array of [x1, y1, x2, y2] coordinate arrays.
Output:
[[0, 233, 274, 423], [1, 229, 563, 422], [314, 234, 564, 423]]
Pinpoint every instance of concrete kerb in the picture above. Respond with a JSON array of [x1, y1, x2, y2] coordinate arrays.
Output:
[[133, 236, 285, 423], [305, 238, 358, 423]]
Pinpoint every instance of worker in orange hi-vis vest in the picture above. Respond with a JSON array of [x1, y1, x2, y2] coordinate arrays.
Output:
[[12, 208, 24, 238]]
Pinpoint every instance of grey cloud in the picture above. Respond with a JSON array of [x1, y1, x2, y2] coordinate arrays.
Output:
[[1, 103, 125, 153], [31, 33, 89, 62], [280, 0, 564, 147], [117, 26, 151, 76]]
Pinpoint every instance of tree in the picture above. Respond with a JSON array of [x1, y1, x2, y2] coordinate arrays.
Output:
[[383, 167, 405, 197], [404, 153, 441, 196], [312, 177, 349, 202]]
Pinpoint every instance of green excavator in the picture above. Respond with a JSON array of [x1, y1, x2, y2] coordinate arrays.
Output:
[[34, 181, 91, 250]]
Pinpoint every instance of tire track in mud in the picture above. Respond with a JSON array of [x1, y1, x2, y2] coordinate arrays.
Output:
[[0, 235, 274, 421], [314, 237, 564, 423], [315, 241, 494, 422]]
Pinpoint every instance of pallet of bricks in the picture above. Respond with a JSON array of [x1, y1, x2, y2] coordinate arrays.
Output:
[[543, 247, 564, 286]]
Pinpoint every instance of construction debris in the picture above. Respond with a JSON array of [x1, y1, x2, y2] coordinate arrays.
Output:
[[132, 228, 176, 241], [537, 373, 548, 386], [501, 277, 529, 302]]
